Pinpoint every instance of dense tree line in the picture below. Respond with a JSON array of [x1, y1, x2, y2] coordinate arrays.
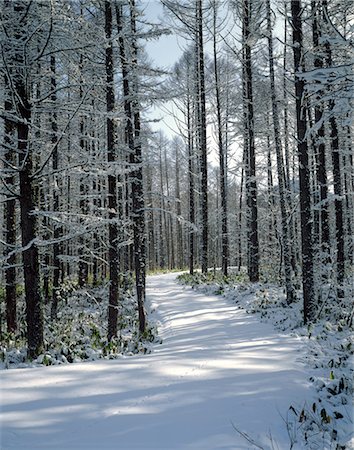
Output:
[[0, 0, 353, 357]]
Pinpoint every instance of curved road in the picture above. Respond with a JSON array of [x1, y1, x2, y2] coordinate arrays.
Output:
[[0, 273, 311, 450]]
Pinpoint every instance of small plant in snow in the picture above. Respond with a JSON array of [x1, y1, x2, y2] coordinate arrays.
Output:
[[0, 282, 159, 370]]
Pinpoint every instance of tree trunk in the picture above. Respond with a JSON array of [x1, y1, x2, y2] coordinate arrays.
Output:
[[344, 126, 353, 265], [266, 0, 295, 303], [213, 0, 228, 277], [311, 1, 329, 270], [291, 0, 315, 323], [6, 0, 43, 358], [175, 142, 183, 268], [78, 49, 88, 287], [19, 128, 44, 358], [50, 55, 61, 319], [117, 0, 146, 333], [322, 0, 345, 297], [196, 0, 208, 274], [131, 1, 146, 333], [159, 140, 168, 268], [282, 4, 298, 277], [238, 165, 244, 273], [146, 165, 156, 271], [243, 0, 259, 282], [3, 74, 17, 333], [187, 83, 195, 275], [105, 0, 119, 341], [164, 144, 175, 269]]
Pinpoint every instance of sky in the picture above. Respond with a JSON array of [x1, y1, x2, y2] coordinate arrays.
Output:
[[144, 0, 184, 68], [140, 0, 242, 168], [142, 0, 185, 139], [140, 0, 288, 169]]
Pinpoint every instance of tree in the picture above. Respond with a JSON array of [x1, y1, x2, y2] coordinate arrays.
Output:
[[105, 0, 119, 341], [130, 0, 147, 333], [3, 0, 45, 357], [116, 0, 146, 333], [212, 0, 229, 277], [266, 0, 294, 303], [196, 0, 208, 274], [50, 54, 61, 319], [322, 0, 345, 298], [174, 137, 184, 269], [291, 0, 315, 323], [3, 71, 17, 333], [242, 0, 259, 282], [311, 0, 329, 273]]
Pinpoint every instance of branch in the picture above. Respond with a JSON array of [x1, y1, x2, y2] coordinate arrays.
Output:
[[31, 82, 95, 179], [230, 422, 265, 449]]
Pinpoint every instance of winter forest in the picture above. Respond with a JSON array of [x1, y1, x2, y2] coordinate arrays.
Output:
[[0, 0, 353, 449]]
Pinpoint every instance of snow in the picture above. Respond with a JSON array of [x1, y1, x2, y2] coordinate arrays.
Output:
[[1, 273, 316, 450]]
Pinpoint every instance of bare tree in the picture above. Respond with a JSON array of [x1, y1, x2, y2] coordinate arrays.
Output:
[[212, 0, 228, 277], [242, 0, 259, 282], [266, 0, 294, 303], [105, 0, 120, 341], [116, 0, 146, 333], [3, 72, 17, 333], [196, 0, 208, 274], [4, 1, 45, 357], [291, 0, 315, 323]]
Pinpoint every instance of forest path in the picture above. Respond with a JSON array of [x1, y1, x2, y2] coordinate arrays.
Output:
[[0, 272, 312, 450]]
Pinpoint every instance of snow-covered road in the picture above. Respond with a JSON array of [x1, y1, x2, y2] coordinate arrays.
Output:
[[0, 273, 312, 450]]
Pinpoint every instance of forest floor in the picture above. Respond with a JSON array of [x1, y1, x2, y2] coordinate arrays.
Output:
[[0, 272, 353, 450]]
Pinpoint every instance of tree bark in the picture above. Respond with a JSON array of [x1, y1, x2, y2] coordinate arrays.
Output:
[[311, 1, 329, 267], [3, 74, 17, 333], [105, 0, 119, 341], [116, 0, 146, 333], [50, 55, 61, 319], [196, 0, 208, 274], [175, 141, 183, 269], [322, 0, 345, 297], [187, 79, 195, 275], [282, 3, 298, 276], [243, 0, 259, 282], [4, 0, 44, 358], [131, 0, 146, 333], [291, 0, 315, 323], [78, 53, 88, 287], [213, 0, 228, 277], [266, 0, 295, 303]]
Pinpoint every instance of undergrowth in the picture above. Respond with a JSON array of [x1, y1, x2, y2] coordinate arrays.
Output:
[[0, 280, 160, 369]]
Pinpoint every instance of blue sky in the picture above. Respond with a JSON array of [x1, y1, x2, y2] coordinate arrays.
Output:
[[144, 0, 184, 69]]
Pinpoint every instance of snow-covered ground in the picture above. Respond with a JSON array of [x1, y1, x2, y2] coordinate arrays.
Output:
[[0, 272, 331, 450]]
